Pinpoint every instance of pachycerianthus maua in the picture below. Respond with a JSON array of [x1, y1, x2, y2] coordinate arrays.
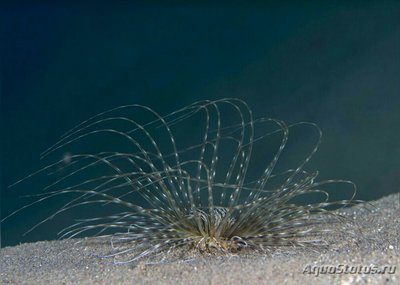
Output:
[[4, 98, 361, 264]]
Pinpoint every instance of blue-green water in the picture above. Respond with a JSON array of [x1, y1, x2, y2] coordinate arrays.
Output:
[[2, 2, 400, 247]]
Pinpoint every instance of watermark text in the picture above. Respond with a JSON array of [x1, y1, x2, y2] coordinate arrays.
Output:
[[303, 264, 396, 277]]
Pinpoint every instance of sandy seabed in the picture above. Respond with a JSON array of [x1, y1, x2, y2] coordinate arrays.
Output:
[[1, 193, 399, 285]]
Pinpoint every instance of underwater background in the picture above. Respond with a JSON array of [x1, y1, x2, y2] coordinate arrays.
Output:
[[2, 2, 400, 247]]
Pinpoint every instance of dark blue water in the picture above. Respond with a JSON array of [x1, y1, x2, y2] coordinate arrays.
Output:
[[2, 2, 400, 247]]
